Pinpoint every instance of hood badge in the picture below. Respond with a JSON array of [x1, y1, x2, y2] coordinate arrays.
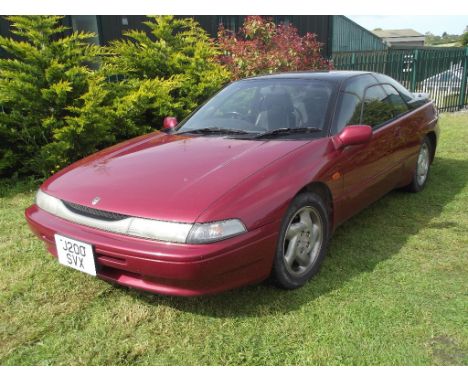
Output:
[[91, 196, 101, 206]]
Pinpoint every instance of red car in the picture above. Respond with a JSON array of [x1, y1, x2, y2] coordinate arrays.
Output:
[[25, 71, 439, 296]]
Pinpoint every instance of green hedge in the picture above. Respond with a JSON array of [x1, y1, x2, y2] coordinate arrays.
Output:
[[0, 16, 228, 178]]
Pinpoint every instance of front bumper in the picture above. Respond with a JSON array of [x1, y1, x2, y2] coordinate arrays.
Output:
[[25, 205, 279, 296]]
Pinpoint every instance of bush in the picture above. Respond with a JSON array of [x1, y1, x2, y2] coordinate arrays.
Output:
[[461, 32, 468, 47], [0, 16, 113, 178], [217, 16, 333, 80], [102, 16, 229, 140], [0, 16, 229, 178]]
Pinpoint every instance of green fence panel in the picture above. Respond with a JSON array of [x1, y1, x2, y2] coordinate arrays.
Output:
[[332, 47, 468, 112], [331, 16, 387, 53]]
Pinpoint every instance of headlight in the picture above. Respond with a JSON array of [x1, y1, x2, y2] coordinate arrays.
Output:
[[35, 189, 246, 244], [36, 188, 60, 215], [186, 219, 247, 244], [127, 217, 192, 243]]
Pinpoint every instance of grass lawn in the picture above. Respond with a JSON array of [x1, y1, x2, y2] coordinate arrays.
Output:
[[0, 113, 467, 366]]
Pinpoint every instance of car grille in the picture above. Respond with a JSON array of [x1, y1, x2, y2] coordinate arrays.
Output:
[[62, 201, 130, 222]]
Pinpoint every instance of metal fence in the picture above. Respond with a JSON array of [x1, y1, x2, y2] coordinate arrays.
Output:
[[332, 47, 468, 112]]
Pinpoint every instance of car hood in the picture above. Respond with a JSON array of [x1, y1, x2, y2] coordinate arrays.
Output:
[[42, 132, 309, 222]]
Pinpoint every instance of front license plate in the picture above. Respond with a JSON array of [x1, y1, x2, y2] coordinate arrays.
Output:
[[55, 234, 96, 276]]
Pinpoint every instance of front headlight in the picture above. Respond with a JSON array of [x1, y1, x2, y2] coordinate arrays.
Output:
[[186, 219, 247, 244], [36, 188, 60, 215], [35, 189, 247, 244], [127, 217, 192, 243]]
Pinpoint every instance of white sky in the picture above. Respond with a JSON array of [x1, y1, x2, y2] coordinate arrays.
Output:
[[347, 15, 467, 36]]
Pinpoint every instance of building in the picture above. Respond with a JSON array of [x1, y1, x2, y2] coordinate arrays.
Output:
[[372, 28, 425, 48], [0, 15, 386, 58]]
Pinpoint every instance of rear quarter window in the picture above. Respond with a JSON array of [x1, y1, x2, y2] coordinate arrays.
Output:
[[381, 84, 410, 118]]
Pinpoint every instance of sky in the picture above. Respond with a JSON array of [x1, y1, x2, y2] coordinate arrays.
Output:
[[347, 16, 468, 36]]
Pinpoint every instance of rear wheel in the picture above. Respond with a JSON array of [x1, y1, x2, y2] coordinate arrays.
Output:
[[271, 192, 330, 289], [406, 136, 433, 193]]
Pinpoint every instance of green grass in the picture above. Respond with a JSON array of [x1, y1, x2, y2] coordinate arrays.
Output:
[[1, 113, 467, 365]]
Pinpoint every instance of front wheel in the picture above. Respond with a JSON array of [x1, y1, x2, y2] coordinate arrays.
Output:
[[271, 192, 330, 289], [405, 136, 433, 193]]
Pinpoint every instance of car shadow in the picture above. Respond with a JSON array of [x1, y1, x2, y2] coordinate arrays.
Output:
[[126, 156, 467, 318]]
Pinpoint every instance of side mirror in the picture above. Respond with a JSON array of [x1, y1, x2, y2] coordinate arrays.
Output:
[[333, 125, 372, 150], [162, 116, 178, 130]]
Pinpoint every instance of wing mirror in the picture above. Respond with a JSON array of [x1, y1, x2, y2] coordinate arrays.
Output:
[[333, 125, 372, 150], [162, 116, 178, 130]]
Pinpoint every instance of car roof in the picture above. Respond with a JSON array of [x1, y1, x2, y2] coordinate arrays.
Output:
[[241, 70, 374, 84]]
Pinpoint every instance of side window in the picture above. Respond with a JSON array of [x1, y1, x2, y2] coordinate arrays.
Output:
[[344, 74, 379, 99], [333, 74, 378, 133], [382, 84, 410, 118], [361, 84, 395, 129], [333, 93, 362, 132], [373, 73, 414, 103]]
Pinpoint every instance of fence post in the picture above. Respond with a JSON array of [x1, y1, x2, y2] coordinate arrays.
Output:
[[410, 49, 419, 92], [458, 46, 468, 110], [351, 52, 356, 70]]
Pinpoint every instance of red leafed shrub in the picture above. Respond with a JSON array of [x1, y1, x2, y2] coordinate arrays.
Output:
[[217, 16, 333, 80]]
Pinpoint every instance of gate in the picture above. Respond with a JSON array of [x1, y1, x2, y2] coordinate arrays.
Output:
[[332, 47, 468, 112]]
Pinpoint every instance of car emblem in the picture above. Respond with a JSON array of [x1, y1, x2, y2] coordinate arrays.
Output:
[[91, 196, 101, 206]]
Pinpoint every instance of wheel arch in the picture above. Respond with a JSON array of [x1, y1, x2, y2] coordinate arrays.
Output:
[[296, 181, 334, 231], [426, 131, 437, 163]]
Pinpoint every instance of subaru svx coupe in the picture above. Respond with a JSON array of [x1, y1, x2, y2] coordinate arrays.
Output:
[[25, 71, 439, 296]]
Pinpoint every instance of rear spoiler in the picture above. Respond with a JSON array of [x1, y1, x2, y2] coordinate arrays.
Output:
[[408, 92, 431, 109], [412, 92, 430, 100]]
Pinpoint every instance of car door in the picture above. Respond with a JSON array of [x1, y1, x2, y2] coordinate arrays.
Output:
[[331, 77, 403, 224], [372, 74, 425, 181], [380, 83, 416, 173]]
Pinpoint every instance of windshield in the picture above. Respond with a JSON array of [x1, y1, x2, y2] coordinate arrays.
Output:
[[176, 79, 334, 135]]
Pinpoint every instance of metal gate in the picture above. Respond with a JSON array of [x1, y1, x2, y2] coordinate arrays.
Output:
[[332, 47, 468, 112]]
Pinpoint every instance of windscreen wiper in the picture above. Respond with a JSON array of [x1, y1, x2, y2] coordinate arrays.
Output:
[[175, 127, 250, 135], [254, 127, 322, 139]]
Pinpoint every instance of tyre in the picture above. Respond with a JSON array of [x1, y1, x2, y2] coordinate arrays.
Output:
[[406, 136, 433, 193], [271, 192, 330, 289]]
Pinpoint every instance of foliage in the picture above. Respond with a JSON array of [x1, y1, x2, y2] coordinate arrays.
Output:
[[101, 16, 229, 140], [425, 31, 464, 47], [461, 32, 468, 47], [0, 16, 229, 177], [0, 16, 113, 178], [217, 16, 333, 80]]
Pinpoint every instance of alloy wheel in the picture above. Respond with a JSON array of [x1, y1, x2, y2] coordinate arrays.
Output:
[[417, 142, 430, 186], [282, 206, 323, 276]]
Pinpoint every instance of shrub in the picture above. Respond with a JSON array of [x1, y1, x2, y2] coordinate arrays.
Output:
[[0, 16, 113, 178], [461, 32, 468, 47], [217, 16, 333, 80], [102, 16, 229, 140], [0, 16, 229, 178]]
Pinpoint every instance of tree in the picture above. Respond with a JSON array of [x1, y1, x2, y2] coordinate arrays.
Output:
[[461, 32, 468, 47], [0, 16, 113, 177], [0, 16, 230, 177], [102, 16, 229, 139], [217, 16, 332, 80]]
